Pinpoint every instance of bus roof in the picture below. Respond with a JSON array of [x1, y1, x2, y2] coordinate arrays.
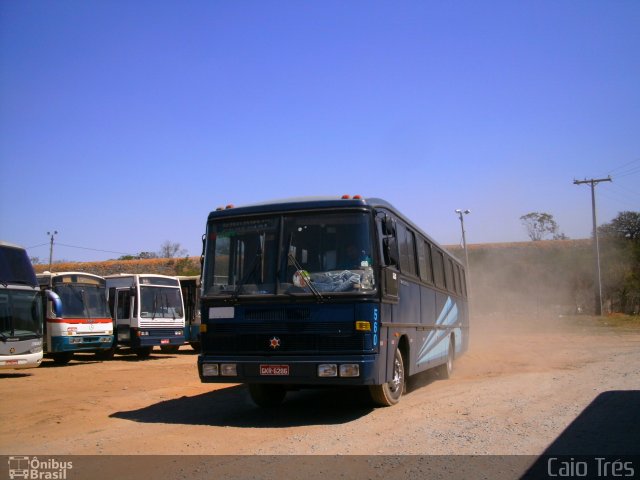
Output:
[[207, 196, 396, 220], [206, 196, 462, 266], [37, 271, 105, 279]]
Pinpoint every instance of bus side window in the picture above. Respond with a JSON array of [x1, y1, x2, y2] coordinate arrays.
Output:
[[397, 223, 413, 275], [401, 227, 417, 277], [417, 239, 434, 284], [444, 258, 454, 293], [433, 249, 446, 289], [454, 264, 462, 295]]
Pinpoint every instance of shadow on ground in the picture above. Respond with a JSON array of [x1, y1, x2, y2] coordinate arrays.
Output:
[[522, 390, 640, 479], [110, 384, 374, 428]]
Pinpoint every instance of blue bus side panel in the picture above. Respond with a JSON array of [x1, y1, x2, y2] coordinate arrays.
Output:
[[420, 288, 437, 326]]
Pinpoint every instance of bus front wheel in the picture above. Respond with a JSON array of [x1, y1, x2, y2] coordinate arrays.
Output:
[[51, 352, 73, 365], [248, 384, 286, 408], [135, 346, 153, 358], [160, 345, 180, 354], [369, 347, 405, 407], [95, 348, 116, 360]]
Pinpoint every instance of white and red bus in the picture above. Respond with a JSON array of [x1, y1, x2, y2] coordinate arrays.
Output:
[[37, 272, 114, 364]]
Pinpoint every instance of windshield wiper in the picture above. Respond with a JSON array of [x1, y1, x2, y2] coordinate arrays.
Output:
[[162, 292, 176, 320], [80, 288, 92, 321], [287, 253, 323, 301], [152, 293, 159, 320], [233, 248, 262, 299]]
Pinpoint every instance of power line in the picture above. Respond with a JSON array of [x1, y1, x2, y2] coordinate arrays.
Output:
[[607, 157, 640, 175], [56, 243, 134, 256], [26, 242, 49, 249]]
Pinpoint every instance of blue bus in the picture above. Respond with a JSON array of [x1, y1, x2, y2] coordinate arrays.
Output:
[[197, 196, 469, 407]]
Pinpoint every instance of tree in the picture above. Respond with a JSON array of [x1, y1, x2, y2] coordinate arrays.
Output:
[[117, 251, 158, 260], [158, 241, 188, 259], [598, 211, 640, 314], [519, 212, 565, 241], [598, 211, 640, 240]]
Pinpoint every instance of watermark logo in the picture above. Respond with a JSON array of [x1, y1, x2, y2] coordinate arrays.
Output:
[[7, 457, 72, 480]]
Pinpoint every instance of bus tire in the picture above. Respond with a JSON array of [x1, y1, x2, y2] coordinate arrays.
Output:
[[369, 347, 405, 407], [51, 352, 73, 365], [437, 336, 455, 379], [248, 384, 286, 408], [160, 345, 180, 354], [135, 346, 153, 358]]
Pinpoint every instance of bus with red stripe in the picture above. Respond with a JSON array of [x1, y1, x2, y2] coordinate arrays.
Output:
[[37, 272, 114, 364]]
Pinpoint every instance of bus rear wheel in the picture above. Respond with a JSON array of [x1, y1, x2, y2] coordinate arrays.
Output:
[[248, 384, 286, 408], [369, 347, 405, 407], [437, 337, 455, 379]]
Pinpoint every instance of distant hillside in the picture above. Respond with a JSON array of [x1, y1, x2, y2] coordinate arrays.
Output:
[[35, 238, 625, 315], [33, 256, 200, 277]]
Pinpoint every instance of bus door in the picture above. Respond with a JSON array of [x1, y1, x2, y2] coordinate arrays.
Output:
[[109, 287, 134, 345]]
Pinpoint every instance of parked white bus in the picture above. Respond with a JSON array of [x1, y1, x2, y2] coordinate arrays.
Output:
[[0, 241, 60, 369], [37, 272, 114, 364], [105, 274, 186, 358]]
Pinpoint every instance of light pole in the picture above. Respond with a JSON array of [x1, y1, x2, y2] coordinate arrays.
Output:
[[455, 209, 471, 271], [47, 230, 58, 271]]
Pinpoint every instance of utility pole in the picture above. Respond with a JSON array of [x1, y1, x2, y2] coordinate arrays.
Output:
[[573, 176, 612, 315], [47, 230, 58, 271]]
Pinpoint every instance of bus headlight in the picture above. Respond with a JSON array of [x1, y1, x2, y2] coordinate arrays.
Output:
[[220, 364, 237, 376], [339, 364, 360, 377], [318, 364, 337, 377], [202, 364, 219, 376], [174, 330, 183, 336]]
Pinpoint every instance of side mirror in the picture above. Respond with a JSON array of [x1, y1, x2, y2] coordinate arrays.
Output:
[[381, 215, 396, 236], [383, 237, 399, 267], [46, 290, 63, 317]]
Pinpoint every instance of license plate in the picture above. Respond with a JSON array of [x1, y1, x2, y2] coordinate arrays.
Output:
[[260, 364, 289, 376], [5, 360, 18, 365], [160, 339, 170, 344]]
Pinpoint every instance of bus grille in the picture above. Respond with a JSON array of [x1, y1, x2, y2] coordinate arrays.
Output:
[[204, 323, 371, 354]]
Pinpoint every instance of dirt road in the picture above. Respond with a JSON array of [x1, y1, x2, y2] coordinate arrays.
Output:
[[1, 314, 639, 477]]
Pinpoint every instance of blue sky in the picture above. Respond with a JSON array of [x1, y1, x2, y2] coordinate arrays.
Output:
[[1, 1, 639, 262]]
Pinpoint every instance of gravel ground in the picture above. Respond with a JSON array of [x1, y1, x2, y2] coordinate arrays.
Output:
[[1, 313, 639, 478]]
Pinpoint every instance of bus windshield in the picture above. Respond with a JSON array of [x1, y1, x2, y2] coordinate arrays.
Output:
[[0, 290, 42, 339], [53, 283, 110, 318], [205, 211, 375, 297], [0, 247, 37, 287], [139, 286, 184, 319]]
